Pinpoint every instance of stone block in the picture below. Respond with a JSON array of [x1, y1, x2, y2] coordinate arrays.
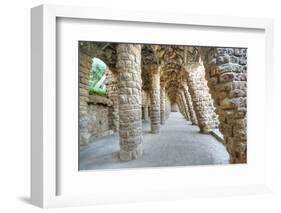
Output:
[[219, 72, 235, 83]]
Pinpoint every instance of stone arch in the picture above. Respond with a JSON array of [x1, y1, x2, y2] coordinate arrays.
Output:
[[199, 47, 247, 163]]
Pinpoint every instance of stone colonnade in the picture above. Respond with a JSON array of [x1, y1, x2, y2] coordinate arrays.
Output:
[[79, 44, 247, 164]]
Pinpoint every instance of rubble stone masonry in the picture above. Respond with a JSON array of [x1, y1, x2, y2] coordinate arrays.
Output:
[[116, 44, 143, 161]]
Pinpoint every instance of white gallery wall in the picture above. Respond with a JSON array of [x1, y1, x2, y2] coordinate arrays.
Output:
[[0, 0, 280, 212]]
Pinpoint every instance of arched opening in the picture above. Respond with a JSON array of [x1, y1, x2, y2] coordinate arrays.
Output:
[[88, 57, 107, 96]]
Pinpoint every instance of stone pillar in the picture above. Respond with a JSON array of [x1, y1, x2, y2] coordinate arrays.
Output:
[[180, 90, 191, 121], [116, 44, 143, 161], [176, 95, 184, 117], [181, 83, 198, 125], [201, 47, 247, 163], [160, 86, 166, 125], [165, 97, 171, 119], [143, 105, 149, 121], [149, 65, 161, 133], [185, 63, 219, 133], [177, 93, 187, 120]]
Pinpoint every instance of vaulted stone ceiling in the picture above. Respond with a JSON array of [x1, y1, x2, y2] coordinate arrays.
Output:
[[79, 42, 201, 102]]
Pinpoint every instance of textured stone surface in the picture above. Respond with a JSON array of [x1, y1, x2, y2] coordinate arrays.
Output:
[[201, 47, 247, 163], [181, 83, 198, 125], [149, 65, 161, 133], [79, 53, 117, 145], [141, 90, 150, 121], [79, 53, 91, 145], [180, 90, 191, 121], [160, 86, 166, 125], [116, 44, 143, 161], [105, 67, 119, 131], [177, 92, 188, 120], [79, 53, 91, 114], [185, 63, 219, 133]]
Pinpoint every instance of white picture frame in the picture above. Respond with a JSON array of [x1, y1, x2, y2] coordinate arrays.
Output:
[[31, 4, 274, 208]]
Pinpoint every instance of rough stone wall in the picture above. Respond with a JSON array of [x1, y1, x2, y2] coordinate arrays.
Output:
[[201, 47, 247, 163], [87, 95, 114, 139], [116, 44, 143, 161], [149, 65, 161, 133], [185, 63, 219, 133], [79, 53, 91, 145], [105, 67, 119, 131], [79, 53, 116, 145], [79, 53, 91, 114], [181, 83, 198, 125], [160, 87, 166, 124]]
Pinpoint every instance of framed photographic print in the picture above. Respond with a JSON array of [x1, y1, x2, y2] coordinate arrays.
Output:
[[31, 4, 274, 208]]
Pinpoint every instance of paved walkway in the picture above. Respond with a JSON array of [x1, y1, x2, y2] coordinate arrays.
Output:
[[79, 112, 229, 170]]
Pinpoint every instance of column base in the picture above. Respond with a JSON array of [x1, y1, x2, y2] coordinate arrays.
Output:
[[151, 125, 160, 134], [119, 144, 143, 161], [199, 128, 211, 134]]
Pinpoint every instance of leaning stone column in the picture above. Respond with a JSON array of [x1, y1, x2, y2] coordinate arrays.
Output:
[[185, 63, 219, 133], [160, 86, 166, 125], [177, 94, 188, 120], [201, 47, 247, 163], [180, 90, 191, 121], [116, 44, 143, 161], [149, 65, 161, 133], [176, 95, 184, 117], [181, 83, 198, 125]]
